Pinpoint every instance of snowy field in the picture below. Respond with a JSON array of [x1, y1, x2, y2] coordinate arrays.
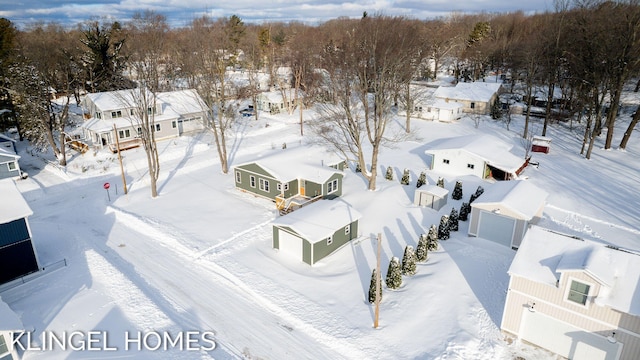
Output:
[[2, 97, 639, 359]]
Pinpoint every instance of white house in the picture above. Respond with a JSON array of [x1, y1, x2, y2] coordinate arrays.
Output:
[[501, 226, 640, 360], [256, 90, 294, 114], [468, 180, 547, 249], [79, 88, 208, 151], [424, 134, 528, 180], [433, 82, 503, 114], [271, 200, 362, 265], [0, 295, 22, 360]]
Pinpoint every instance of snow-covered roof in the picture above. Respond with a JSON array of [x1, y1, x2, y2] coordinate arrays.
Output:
[[156, 89, 207, 116], [428, 99, 464, 110], [416, 185, 449, 198], [0, 133, 16, 142], [425, 134, 526, 175], [509, 226, 640, 316], [0, 147, 20, 161], [258, 90, 286, 103], [433, 82, 502, 103], [80, 116, 133, 133], [0, 179, 33, 223], [235, 147, 343, 184], [471, 180, 548, 220], [0, 295, 23, 331], [272, 200, 362, 243]]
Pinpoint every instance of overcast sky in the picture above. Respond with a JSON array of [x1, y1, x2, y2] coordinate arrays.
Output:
[[0, 0, 554, 29]]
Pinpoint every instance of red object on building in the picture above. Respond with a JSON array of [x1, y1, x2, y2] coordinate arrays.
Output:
[[531, 136, 551, 154], [103, 182, 110, 190]]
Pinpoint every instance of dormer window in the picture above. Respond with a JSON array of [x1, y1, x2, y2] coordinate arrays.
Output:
[[111, 110, 122, 118], [567, 280, 590, 306]]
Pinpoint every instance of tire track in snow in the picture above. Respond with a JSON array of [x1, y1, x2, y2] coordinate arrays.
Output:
[[545, 204, 640, 237], [108, 205, 367, 359]]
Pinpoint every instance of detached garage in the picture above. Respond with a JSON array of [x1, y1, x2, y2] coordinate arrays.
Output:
[[0, 179, 40, 285], [468, 180, 547, 249], [272, 200, 361, 265]]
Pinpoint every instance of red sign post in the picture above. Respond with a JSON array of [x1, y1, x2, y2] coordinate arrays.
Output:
[[104, 182, 111, 201]]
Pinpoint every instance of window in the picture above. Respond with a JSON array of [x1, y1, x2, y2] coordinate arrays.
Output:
[[568, 280, 590, 305], [118, 129, 130, 139], [259, 178, 270, 192], [467, 163, 475, 169], [96, 112, 102, 119], [147, 107, 155, 115], [137, 127, 142, 136], [235, 171, 241, 183], [130, 109, 135, 116], [326, 236, 333, 245], [328, 179, 339, 193], [111, 110, 122, 118], [0, 334, 8, 357], [345, 224, 351, 235], [172, 121, 177, 129], [250, 176, 256, 188], [155, 124, 161, 132], [277, 183, 289, 191], [7, 161, 16, 171], [443, 159, 450, 164], [470, 102, 476, 109]]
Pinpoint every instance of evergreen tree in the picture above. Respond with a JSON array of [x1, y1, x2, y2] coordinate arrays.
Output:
[[385, 166, 394, 180], [415, 234, 428, 262], [401, 246, 417, 276], [470, 186, 484, 203], [438, 215, 450, 240], [401, 169, 410, 185], [355, 163, 362, 173], [437, 177, 445, 188], [427, 224, 439, 251], [452, 180, 463, 200], [459, 202, 471, 221], [385, 257, 402, 289], [490, 98, 503, 120], [368, 268, 382, 303], [416, 171, 427, 188], [448, 207, 459, 232]]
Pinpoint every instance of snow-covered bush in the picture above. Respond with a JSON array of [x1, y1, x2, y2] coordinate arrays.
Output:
[[401, 246, 417, 276], [385, 257, 402, 289]]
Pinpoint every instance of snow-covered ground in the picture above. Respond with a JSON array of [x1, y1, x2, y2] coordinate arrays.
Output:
[[2, 95, 639, 359]]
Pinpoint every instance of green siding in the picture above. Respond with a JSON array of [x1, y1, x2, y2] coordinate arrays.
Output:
[[324, 173, 343, 199], [311, 219, 358, 265], [234, 165, 281, 200], [0, 218, 30, 248], [281, 179, 298, 199], [305, 180, 323, 198], [302, 241, 312, 265], [236, 163, 274, 177], [272, 226, 279, 249]]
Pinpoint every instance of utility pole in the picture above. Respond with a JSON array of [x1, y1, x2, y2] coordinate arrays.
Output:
[[374, 232, 381, 328], [113, 124, 128, 194]]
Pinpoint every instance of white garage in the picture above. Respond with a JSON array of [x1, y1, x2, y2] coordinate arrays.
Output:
[[520, 310, 621, 360]]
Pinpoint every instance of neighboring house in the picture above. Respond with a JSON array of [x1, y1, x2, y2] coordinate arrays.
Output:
[[502, 226, 640, 360], [0, 179, 40, 285], [468, 180, 547, 249], [256, 90, 293, 114], [271, 200, 362, 265], [233, 147, 345, 213], [0, 134, 16, 153], [0, 295, 23, 360], [414, 185, 449, 210], [79, 89, 208, 151], [0, 148, 22, 180], [433, 82, 503, 115], [404, 98, 464, 122], [424, 134, 528, 180]]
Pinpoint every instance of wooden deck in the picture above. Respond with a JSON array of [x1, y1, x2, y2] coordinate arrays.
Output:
[[109, 138, 142, 153]]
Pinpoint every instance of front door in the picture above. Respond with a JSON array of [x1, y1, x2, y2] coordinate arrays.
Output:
[[299, 180, 305, 196]]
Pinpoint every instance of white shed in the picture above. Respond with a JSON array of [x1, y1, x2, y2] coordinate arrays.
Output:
[[414, 185, 449, 210], [468, 180, 547, 249]]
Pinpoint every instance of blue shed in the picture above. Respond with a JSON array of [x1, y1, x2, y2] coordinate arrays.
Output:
[[0, 180, 40, 285]]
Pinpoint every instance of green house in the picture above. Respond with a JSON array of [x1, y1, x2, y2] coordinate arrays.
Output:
[[233, 148, 345, 212], [272, 200, 362, 265]]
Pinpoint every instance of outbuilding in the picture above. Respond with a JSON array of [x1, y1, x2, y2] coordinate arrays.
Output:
[[0, 148, 21, 180], [468, 180, 547, 249], [531, 135, 552, 154], [271, 200, 361, 265], [0, 179, 40, 285], [0, 134, 16, 154], [414, 185, 449, 210]]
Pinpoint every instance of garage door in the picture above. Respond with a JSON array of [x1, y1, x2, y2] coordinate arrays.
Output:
[[277, 229, 302, 261], [477, 211, 515, 247], [520, 310, 621, 360]]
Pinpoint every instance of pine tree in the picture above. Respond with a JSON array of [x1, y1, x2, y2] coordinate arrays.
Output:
[[401, 246, 417, 276], [459, 202, 471, 221], [448, 207, 459, 232], [427, 224, 439, 251], [490, 98, 503, 120], [401, 169, 410, 185], [385, 257, 402, 289], [437, 177, 445, 188], [368, 269, 382, 303], [355, 163, 362, 173], [438, 215, 450, 240], [385, 166, 394, 180], [452, 180, 463, 200], [416, 171, 427, 188], [415, 233, 428, 262]]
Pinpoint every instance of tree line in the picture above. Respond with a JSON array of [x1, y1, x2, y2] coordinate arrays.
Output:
[[0, 0, 638, 196]]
